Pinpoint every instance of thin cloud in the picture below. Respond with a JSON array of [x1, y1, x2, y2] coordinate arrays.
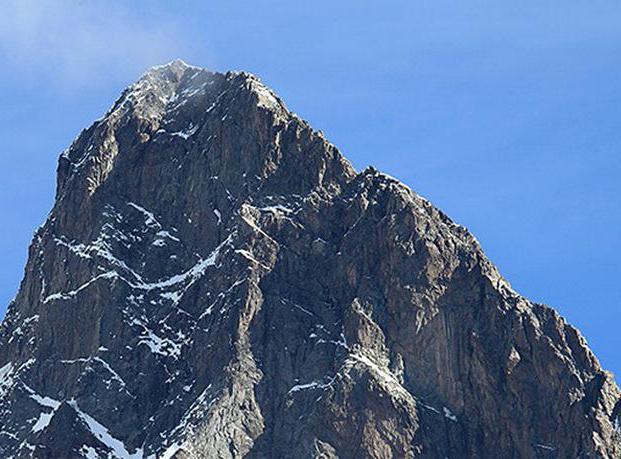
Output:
[[0, 0, 195, 89]]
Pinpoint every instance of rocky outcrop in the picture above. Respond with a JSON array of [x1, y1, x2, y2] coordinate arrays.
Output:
[[0, 60, 619, 458]]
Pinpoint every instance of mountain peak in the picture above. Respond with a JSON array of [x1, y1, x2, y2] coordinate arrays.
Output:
[[150, 58, 195, 70], [55, 62, 312, 199], [142, 58, 201, 78], [1, 62, 619, 458]]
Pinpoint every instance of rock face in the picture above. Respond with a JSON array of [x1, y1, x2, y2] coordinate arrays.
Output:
[[0, 60, 620, 458]]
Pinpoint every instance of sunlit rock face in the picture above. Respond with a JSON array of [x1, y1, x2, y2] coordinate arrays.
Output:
[[1, 60, 620, 458]]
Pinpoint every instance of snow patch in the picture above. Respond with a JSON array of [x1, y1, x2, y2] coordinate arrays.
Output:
[[43, 271, 119, 304], [259, 204, 293, 214], [252, 82, 280, 110], [69, 400, 141, 459], [288, 378, 335, 394], [127, 202, 161, 228], [156, 230, 180, 242], [31, 411, 56, 433], [0, 362, 15, 397], [169, 123, 199, 140], [534, 443, 556, 451], [443, 406, 458, 422], [160, 442, 184, 459], [24, 386, 61, 433], [46, 233, 234, 308], [80, 446, 99, 459], [28, 390, 61, 409], [138, 328, 182, 360]]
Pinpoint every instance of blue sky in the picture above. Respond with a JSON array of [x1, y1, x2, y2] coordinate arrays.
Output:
[[1, 1, 620, 375]]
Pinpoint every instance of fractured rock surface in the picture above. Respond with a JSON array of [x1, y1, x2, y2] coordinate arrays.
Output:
[[1, 60, 620, 458]]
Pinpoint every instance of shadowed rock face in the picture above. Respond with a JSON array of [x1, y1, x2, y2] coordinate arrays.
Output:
[[0, 60, 619, 458]]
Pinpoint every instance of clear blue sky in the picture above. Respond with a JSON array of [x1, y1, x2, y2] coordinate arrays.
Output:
[[1, 1, 620, 375]]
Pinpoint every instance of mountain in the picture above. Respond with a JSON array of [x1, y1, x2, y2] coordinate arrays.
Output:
[[0, 60, 619, 458]]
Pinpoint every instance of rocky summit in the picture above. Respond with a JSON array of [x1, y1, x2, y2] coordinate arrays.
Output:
[[0, 60, 619, 458]]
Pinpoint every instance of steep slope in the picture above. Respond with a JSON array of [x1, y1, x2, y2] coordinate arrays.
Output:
[[0, 60, 619, 458]]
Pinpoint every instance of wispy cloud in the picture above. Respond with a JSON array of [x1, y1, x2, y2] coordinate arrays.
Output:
[[0, 0, 194, 88]]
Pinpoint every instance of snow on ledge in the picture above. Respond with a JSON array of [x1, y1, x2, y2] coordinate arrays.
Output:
[[69, 400, 142, 459]]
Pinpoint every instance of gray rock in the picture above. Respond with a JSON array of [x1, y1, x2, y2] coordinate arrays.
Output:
[[0, 60, 619, 458]]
